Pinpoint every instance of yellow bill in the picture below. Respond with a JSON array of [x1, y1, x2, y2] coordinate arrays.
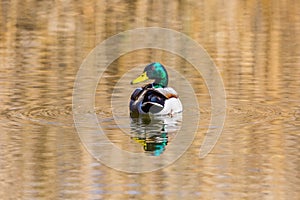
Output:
[[131, 72, 149, 84]]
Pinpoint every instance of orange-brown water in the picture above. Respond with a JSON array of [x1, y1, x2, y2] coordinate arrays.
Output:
[[0, 1, 299, 199]]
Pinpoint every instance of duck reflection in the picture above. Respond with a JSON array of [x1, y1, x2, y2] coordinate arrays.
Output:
[[130, 114, 182, 156]]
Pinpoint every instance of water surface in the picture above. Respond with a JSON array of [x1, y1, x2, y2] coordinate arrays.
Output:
[[0, 1, 299, 199]]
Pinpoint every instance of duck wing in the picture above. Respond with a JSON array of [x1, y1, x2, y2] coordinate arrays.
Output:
[[141, 87, 179, 114], [153, 87, 179, 99], [130, 85, 180, 116]]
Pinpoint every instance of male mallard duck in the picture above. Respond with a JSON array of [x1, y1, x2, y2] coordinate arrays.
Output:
[[129, 62, 183, 117]]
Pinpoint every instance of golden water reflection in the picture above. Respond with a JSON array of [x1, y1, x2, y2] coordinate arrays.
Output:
[[0, 0, 299, 199]]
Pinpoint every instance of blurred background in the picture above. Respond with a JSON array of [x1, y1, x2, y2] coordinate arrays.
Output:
[[0, 0, 299, 199]]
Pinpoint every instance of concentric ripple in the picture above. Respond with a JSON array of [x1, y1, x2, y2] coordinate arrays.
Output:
[[227, 102, 286, 127], [0, 102, 293, 128], [0, 105, 114, 127], [1, 105, 73, 126]]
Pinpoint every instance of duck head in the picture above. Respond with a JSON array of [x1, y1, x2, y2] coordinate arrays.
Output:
[[131, 62, 168, 88]]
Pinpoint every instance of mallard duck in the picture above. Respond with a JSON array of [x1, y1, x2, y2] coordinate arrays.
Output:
[[129, 62, 183, 117]]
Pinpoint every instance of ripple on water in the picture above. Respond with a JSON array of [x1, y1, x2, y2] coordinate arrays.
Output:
[[293, 108, 300, 119], [0, 104, 117, 127], [1, 105, 74, 127], [0, 102, 295, 129], [290, 107, 300, 127], [227, 102, 289, 128]]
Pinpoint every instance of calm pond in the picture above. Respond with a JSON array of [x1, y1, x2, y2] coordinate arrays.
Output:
[[0, 1, 299, 199]]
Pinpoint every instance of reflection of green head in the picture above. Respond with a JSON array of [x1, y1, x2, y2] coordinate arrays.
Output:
[[144, 132, 168, 156], [131, 124, 168, 156], [131, 62, 168, 88]]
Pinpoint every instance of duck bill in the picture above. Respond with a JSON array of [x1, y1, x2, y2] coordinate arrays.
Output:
[[131, 72, 149, 84]]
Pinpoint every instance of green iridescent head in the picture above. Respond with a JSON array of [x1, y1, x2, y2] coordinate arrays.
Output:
[[131, 62, 168, 88]]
